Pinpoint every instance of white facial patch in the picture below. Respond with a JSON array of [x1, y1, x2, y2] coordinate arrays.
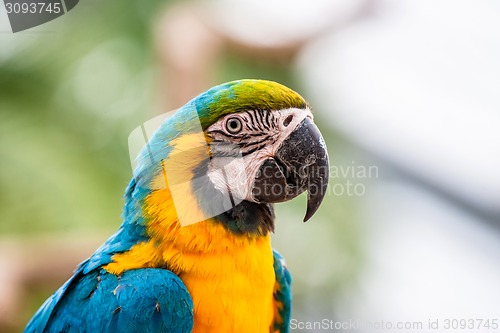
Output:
[[206, 107, 313, 202]]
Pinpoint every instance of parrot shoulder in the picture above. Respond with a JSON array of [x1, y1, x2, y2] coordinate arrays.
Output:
[[25, 267, 193, 333]]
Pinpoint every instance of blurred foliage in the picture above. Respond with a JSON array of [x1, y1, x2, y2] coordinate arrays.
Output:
[[0, 0, 182, 234]]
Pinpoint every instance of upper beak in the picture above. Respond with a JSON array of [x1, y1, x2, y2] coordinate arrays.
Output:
[[251, 117, 329, 221]]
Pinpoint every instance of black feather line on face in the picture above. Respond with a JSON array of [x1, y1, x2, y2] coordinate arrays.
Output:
[[192, 160, 275, 236]]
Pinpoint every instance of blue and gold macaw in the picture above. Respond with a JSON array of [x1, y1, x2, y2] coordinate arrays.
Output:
[[25, 79, 329, 333]]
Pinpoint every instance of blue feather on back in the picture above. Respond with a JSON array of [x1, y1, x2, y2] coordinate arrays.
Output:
[[26, 268, 194, 333]]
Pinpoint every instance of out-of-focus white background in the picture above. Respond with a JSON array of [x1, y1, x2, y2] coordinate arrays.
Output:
[[1, 0, 499, 332]]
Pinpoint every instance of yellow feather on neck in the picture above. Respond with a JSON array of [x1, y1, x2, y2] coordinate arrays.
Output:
[[104, 133, 276, 332]]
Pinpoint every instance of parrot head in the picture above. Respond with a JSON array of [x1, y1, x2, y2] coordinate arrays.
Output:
[[133, 79, 329, 235]]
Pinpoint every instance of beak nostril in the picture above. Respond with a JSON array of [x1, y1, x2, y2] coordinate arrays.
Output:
[[283, 115, 293, 127]]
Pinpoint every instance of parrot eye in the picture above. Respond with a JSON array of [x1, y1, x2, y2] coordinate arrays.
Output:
[[225, 117, 243, 134]]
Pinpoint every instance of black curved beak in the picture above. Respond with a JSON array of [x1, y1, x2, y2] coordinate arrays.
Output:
[[252, 117, 329, 221]]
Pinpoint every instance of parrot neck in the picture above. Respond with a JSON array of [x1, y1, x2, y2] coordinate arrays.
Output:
[[103, 131, 278, 331], [104, 184, 276, 274], [104, 133, 276, 273], [104, 185, 277, 333]]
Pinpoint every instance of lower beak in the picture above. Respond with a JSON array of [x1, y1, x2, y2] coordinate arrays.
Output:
[[251, 117, 329, 221]]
